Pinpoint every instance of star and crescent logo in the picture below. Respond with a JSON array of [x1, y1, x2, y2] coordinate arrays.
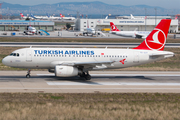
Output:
[[111, 25, 117, 31], [145, 28, 166, 50]]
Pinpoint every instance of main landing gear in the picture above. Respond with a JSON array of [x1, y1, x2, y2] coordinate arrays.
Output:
[[26, 69, 31, 78], [80, 71, 91, 80]]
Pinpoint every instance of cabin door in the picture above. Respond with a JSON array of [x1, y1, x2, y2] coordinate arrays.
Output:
[[26, 50, 32, 62]]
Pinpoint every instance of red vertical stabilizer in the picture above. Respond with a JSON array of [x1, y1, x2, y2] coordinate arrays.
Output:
[[133, 19, 171, 51], [110, 22, 120, 31]]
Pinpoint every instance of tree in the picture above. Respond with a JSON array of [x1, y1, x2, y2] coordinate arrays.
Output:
[[66, 23, 71, 29]]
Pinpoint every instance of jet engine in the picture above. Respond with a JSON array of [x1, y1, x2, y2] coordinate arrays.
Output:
[[55, 66, 79, 77]]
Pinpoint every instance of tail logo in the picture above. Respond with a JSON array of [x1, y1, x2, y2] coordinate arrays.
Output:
[[111, 25, 117, 31], [145, 28, 166, 50], [113, 25, 116, 30]]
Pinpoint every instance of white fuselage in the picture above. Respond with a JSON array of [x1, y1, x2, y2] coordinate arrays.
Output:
[[34, 16, 61, 20], [61, 17, 75, 20], [28, 27, 36, 33], [2, 48, 174, 70], [85, 28, 96, 35], [110, 31, 150, 38]]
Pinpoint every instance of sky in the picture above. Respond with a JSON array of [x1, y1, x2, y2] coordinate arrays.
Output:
[[3, 0, 180, 9]]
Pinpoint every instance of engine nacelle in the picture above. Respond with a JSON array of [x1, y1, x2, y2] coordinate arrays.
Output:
[[55, 66, 79, 77]]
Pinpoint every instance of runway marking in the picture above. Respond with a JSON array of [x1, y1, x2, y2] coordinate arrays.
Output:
[[37, 74, 180, 77], [46, 82, 180, 86]]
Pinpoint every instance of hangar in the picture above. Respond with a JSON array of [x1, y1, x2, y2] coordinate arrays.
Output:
[[0, 20, 54, 31], [75, 18, 178, 33]]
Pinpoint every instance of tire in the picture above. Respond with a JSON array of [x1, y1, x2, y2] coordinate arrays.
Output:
[[26, 74, 30, 78], [85, 75, 91, 80]]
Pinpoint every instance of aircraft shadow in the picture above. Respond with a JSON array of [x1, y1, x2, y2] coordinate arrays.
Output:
[[93, 76, 154, 80], [46, 76, 102, 85], [45, 75, 154, 82], [0, 75, 154, 85]]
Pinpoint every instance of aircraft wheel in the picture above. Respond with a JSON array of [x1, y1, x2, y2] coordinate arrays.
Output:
[[26, 74, 30, 78], [85, 75, 91, 80]]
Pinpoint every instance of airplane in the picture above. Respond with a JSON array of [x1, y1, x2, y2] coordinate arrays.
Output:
[[31, 13, 61, 20], [48, 14, 61, 20], [30, 14, 47, 20], [110, 22, 151, 39], [20, 13, 28, 19], [83, 20, 96, 36], [24, 26, 37, 35], [83, 20, 106, 36], [30, 14, 51, 20], [30, 14, 40, 19], [130, 14, 145, 19], [2, 19, 174, 80], [60, 14, 75, 20]]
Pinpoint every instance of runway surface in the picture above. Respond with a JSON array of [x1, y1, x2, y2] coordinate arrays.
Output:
[[0, 71, 180, 93], [1, 42, 180, 48]]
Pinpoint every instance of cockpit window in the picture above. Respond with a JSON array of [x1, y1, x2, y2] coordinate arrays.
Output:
[[9, 53, 20, 57]]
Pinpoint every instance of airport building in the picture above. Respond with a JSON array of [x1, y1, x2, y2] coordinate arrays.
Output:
[[115, 15, 173, 19], [75, 18, 178, 33], [0, 20, 54, 31]]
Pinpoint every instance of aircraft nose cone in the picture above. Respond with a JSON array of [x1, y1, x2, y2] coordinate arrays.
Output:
[[2, 57, 8, 66], [2, 57, 6, 65]]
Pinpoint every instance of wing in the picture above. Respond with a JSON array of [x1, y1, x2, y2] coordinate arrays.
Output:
[[50, 61, 116, 70]]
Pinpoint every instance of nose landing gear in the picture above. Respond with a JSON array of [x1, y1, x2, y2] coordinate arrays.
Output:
[[26, 69, 31, 78]]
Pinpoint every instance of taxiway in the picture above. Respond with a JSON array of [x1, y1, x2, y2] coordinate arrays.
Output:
[[0, 71, 180, 93]]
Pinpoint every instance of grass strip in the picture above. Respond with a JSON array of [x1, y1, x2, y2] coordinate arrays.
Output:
[[0, 37, 180, 43], [0, 93, 179, 120]]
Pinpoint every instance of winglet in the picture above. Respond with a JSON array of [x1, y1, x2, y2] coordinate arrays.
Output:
[[133, 19, 171, 51]]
